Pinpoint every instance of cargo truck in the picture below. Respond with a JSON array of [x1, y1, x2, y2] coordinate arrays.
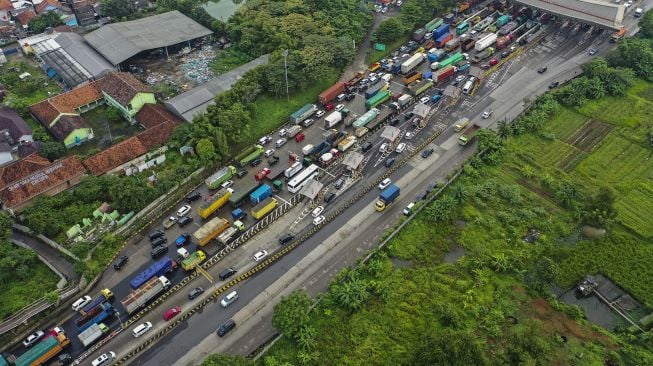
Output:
[[391, 55, 410, 74], [412, 28, 425, 41], [455, 21, 469, 35], [347, 71, 365, 86], [130, 257, 176, 289], [11, 333, 70, 366], [461, 38, 476, 51], [252, 197, 278, 220], [285, 162, 304, 178], [458, 123, 481, 145], [193, 217, 229, 246], [475, 33, 497, 51], [366, 90, 391, 110], [181, 250, 206, 271], [229, 181, 259, 208], [398, 94, 413, 107], [427, 48, 446, 62], [432, 23, 449, 39], [290, 104, 317, 124], [354, 127, 369, 138], [236, 145, 264, 167], [287, 125, 303, 138], [198, 189, 232, 219], [434, 65, 455, 83], [250, 184, 273, 205], [438, 53, 465, 69], [435, 33, 453, 48], [499, 21, 517, 36], [217, 227, 238, 246], [319, 82, 347, 104], [475, 16, 494, 31], [205, 166, 236, 190], [495, 14, 511, 28], [77, 303, 113, 332], [444, 39, 459, 52], [454, 117, 470, 132], [352, 108, 380, 128], [121, 276, 171, 314], [324, 111, 342, 129], [407, 79, 434, 96], [458, 1, 470, 12], [81, 288, 113, 314], [401, 71, 421, 85], [610, 27, 626, 42], [401, 53, 425, 74], [337, 136, 357, 152], [375, 184, 400, 212], [267, 166, 286, 181], [78, 323, 109, 348], [495, 34, 514, 50], [425, 18, 443, 32], [471, 47, 495, 63], [364, 81, 386, 99]]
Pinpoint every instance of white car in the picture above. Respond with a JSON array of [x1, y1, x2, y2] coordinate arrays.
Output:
[[369, 76, 378, 84], [72, 296, 92, 311], [220, 291, 239, 308], [378, 178, 392, 190], [276, 138, 288, 147], [91, 352, 116, 366], [419, 97, 430, 104], [221, 180, 234, 189], [313, 215, 326, 226], [177, 247, 190, 258], [311, 206, 324, 218], [380, 143, 389, 153], [132, 322, 153, 338], [278, 128, 289, 137], [397, 0, 403, 5], [395, 143, 406, 153], [259, 135, 272, 145], [22, 330, 45, 347], [177, 205, 191, 217], [335, 104, 345, 112], [455, 75, 466, 83], [264, 149, 275, 157], [404, 132, 414, 140], [369, 72, 378, 79], [316, 110, 325, 118], [482, 109, 493, 119], [382, 6, 388, 13], [253, 250, 268, 262]]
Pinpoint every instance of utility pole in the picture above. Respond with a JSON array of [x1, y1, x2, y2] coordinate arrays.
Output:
[[282, 49, 290, 102]]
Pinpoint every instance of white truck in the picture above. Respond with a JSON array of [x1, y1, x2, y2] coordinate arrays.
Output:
[[337, 135, 357, 152], [285, 161, 304, 178], [398, 94, 413, 107], [401, 53, 425, 74], [121, 276, 171, 314], [324, 111, 343, 129], [475, 33, 498, 52], [217, 227, 238, 246], [78, 323, 109, 348]]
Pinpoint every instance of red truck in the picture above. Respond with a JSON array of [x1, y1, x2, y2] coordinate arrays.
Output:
[[319, 82, 347, 104], [436, 33, 453, 48], [495, 35, 514, 50], [461, 38, 476, 51], [255, 168, 271, 181], [434, 66, 455, 83]]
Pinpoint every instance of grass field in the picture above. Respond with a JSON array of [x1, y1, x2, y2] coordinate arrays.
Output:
[[615, 183, 653, 238], [0, 264, 57, 320]]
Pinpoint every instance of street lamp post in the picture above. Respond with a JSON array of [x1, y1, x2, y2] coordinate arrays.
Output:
[[282, 49, 290, 102]]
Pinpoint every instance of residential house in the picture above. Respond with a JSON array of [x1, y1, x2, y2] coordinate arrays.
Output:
[[14, 8, 36, 28], [34, 0, 64, 14], [0, 143, 12, 165], [0, 106, 33, 146], [99, 72, 155, 121], [66, 0, 96, 26], [0, 153, 86, 211], [0, 0, 13, 22]]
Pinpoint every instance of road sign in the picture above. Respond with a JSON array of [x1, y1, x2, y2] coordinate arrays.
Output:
[[374, 43, 386, 51]]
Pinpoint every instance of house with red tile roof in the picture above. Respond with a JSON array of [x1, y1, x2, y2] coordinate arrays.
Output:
[[14, 9, 36, 28], [35, 0, 64, 14], [99, 72, 155, 121], [0, 0, 13, 22]]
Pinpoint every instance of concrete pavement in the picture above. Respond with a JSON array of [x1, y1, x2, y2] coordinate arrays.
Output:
[[12, 230, 78, 282]]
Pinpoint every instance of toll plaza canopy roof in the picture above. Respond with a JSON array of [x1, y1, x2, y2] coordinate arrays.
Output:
[[515, 0, 624, 30], [84, 11, 212, 65]]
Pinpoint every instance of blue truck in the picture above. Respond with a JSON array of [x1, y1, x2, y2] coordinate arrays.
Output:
[[77, 303, 114, 332], [81, 288, 113, 314], [432, 23, 449, 39], [129, 257, 176, 289], [231, 208, 246, 220], [250, 184, 273, 205], [175, 233, 191, 247], [375, 184, 400, 211]]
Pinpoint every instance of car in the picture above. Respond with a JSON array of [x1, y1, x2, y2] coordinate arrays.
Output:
[[278, 128, 289, 137], [415, 192, 427, 201], [455, 75, 466, 83], [482, 109, 493, 119], [334, 178, 345, 189], [22, 330, 45, 347], [268, 156, 280, 165], [549, 81, 560, 89], [250, 158, 262, 167], [175, 233, 191, 247], [403, 202, 416, 216], [390, 118, 400, 126], [501, 51, 510, 58], [218, 180, 233, 190], [380, 143, 389, 153], [345, 94, 355, 101], [325, 103, 335, 111], [419, 96, 430, 104], [188, 287, 204, 300], [178, 215, 193, 227], [259, 135, 272, 145], [220, 291, 239, 308], [91, 352, 116, 366], [177, 247, 190, 259], [150, 245, 168, 258], [132, 322, 153, 338], [588, 48, 598, 56], [489, 57, 499, 66], [431, 94, 442, 103], [113, 255, 129, 270], [470, 29, 477, 36], [216, 319, 236, 337], [177, 205, 191, 217], [384, 157, 396, 168], [405, 112, 415, 120], [324, 191, 336, 203], [253, 250, 268, 262], [151, 236, 167, 248], [302, 118, 315, 127], [313, 215, 326, 226], [361, 141, 374, 152], [236, 169, 248, 178], [276, 138, 287, 147], [264, 148, 275, 158], [164, 306, 181, 321], [382, 5, 387, 13], [186, 191, 201, 203], [219, 267, 237, 281], [316, 110, 325, 118], [148, 229, 164, 241], [404, 131, 414, 140], [378, 178, 391, 190], [395, 143, 406, 153], [421, 148, 434, 158], [72, 296, 92, 312], [163, 216, 177, 229], [311, 206, 324, 217], [335, 104, 345, 112], [279, 234, 295, 245], [368, 76, 378, 84], [537, 66, 548, 74]]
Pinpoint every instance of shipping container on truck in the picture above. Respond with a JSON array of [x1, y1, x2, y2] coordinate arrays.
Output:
[[347, 71, 365, 86], [287, 125, 302, 138], [228, 181, 259, 208], [81, 288, 113, 314], [425, 17, 443, 32], [401, 71, 422, 85], [181, 250, 206, 271], [198, 189, 232, 219], [444, 39, 460, 52], [365, 90, 391, 110], [252, 197, 278, 220], [205, 166, 236, 190], [121, 276, 171, 314], [319, 82, 347, 104], [324, 111, 343, 129], [217, 227, 239, 246], [193, 217, 229, 246], [434, 65, 455, 83], [365, 81, 389, 99], [236, 145, 264, 167], [78, 323, 109, 348], [401, 53, 425, 74], [352, 108, 380, 128], [432, 23, 449, 39], [475, 33, 497, 51], [12, 333, 70, 366], [398, 94, 413, 106], [289, 104, 317, 124], [495, 34, 513, 50], [461, 38, 476, 51], [455, 21, 469, 35], [375, 184, 400, 211], [130, 257, 176, 290], [250, 184, 273, 205], [438, 53, 465, 69], [77, 304, 113, 332], [458, 123, 481, 145], [337, 136, 357, 152], [498, 21, 517, 36], [494, 14, 511, 28], [435, 33, 453, 48], [408, 79, 434, 96], [284, 161, 304, 179], [412, 28, 425, 41]]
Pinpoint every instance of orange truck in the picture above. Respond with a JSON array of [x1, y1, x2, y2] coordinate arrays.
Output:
[[402, 71, 422, 85], [610, 27, 626, 42], [193, 217, 229, 246], [458, 2, 470, 13]]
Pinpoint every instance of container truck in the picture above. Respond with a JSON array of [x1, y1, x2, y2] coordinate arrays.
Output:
[[347, 71, 365, 86], [352, 108, 380, 128], [433, 23, 449, 39], [285, 162, 304, 178], [287, 125, 303, 138], [408, 79, 434, 96], [412, 28, 425, 41], [324, 111, 342, 129], [610, 27, 626, 42], [458, 123, 481, 145], [250, 184, 273, 205], [130, 257, 176, 289], [229, 181, 259, 208], [181, 250, 206, 271], [425, 17, 443, 32], [217, 227, 238, 246], [81, 288, 113, 314], [401, 53, 425, 74], [205, 166, 236, 190], [337, 136, 357, 152], [193, 217, 229, 246], [444, 39, 460, 52], [439, 53, 465, 69], [461, 38, 476, 51], [499, 21, 517, 36], [427, 48, 446, 62], [495, 14, 511, 28], [375, 184, 400, 212], [236, 145, 264, 167], [12, 333, 70, 366], [434, 66, 455, 83], [364, 81, 387, 99], [495, 34, 514, 50], [252, 197, 278, 220], [319, 82, 347, 104], [398, 94, 413, 106], [77, 303, 113, 332], [366, 90, 391, 110], [402, 71, 422, 85], [198, 189, 232, 219], [290, 104, 317, 124], [435, 33, 453, 48], [475, 33, 497, 51], [471, 47, 495, 63], [78, 323, 109, 348], [121, 276, 171, 314]]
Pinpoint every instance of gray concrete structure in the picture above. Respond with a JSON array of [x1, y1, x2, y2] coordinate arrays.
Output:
[[516, 0, 625, 29]]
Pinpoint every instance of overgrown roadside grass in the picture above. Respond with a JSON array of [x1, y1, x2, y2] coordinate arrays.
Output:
[[366, 36, 409, 64], [0, 264, 57, 319], [210, 48, 255, 74]]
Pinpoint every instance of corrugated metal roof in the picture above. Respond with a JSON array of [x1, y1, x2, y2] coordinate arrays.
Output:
[[515, 0, 624, 29]]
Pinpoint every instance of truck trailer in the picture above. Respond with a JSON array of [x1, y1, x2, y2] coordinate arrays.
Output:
[[432, 23, 449, 39], [121, 276, 171, 314], [475, 33, 498, 51], [290, 104, 317, 124], [366, 90, 391, 110], [11, 333, 70, 366], [77, 303, 113, 332], [250, 184, 273, 205], [319, 82, 347, 104], [425, 17, 443, 32], [324, 111, 342, 129], [181, 250, 206, 271], [364, 81, 387, 99], [236, 145, 264, 167], [193, 217, 230, 246], [284, 162, 304, 179], [205, 166, 236, 190], [407, 79, 434, 96], [81, 288, 113, 314], [376, 184, 400, 211], [252, 197, 278, 220], [198, 189, 232, 219], [228, 181, 260, 207], [401, 53, 425, 74], [352, 108, 380, 128], [78, 323, 109, 348], [130, 257, 176, 289]]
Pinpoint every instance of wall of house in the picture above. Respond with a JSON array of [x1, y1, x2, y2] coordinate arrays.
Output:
[[10, 173, 84, 212], [103, 92, 155, 121], [0, 151, 13, 166], [63, 127, 94, 148]]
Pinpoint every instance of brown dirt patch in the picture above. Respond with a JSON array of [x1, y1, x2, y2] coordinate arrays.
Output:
[[516, 178, 555, 201], [565, 120, 613, 152]]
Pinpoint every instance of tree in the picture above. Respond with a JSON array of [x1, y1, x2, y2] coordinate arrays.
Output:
[[295, 325, 317, 350], [581, 186, 617, 227], [105, 106, 123, 122], [555, 181, 581, 208], [424, 195, 456, 223], [374, 18, 403, 44], [272, 290, 313, 338], [195, 138, 217, 163], [200, 354, 253, 366], [524, 257, 559, 293], [640, 9, 653, 39], [29, 12, 63, 33], [101, 0, 137, 20], [333, 277, 369, 311], [39, 141, 66, 161], [413, 328, 488, 366]]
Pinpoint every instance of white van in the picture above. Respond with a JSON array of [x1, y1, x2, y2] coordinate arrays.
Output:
[[336, 93, 347, 102], [91, 352, 116, 366], [462, 77, 476, 95], [220, 291, 239, 308], [403, 202, 415, 216], [381, 73, 393, 82], [132, 322, 152, 338]]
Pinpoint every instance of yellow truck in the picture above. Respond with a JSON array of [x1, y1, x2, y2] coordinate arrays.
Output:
[[193, 217, 230, 246], [181, 250, 206, 271], [198, 189, 232, 219], [252, 197, 278, 220]]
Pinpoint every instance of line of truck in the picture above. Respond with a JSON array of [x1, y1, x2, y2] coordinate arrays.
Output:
[[1, 330, 71, 366]]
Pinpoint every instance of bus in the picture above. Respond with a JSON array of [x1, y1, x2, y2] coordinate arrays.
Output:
[[455, 21, 469, 35], [287, 164, 319, 193]]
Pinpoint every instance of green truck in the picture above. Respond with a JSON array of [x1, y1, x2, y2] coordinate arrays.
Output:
[[438, 53, 465, 70], [235, 145, 264, 167], [425, 17, 443, 32], [408, 79, 434, 96], [365, 90, 391, 110], [229, 181, 260, 208], [458, 123, 481, 146], [205, 166, 236, 189]]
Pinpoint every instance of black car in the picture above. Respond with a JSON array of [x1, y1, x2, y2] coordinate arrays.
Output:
[[219, 267, 237, 281], [537, 66, 548, 74], [279, 234, 295, 245], [421, 148, 434, 158], [345, 94, 355, 101], [268, 156, 280, 165], [390, 118, 400, 126], [405, 112, 414, 121], [548, 81, 560, 89], [334, 178, 345, 190], [150, 245, 168, 258], [151, 237, 167, 248], [236, 169, 248, 178], [113, 255, 129, 270], [415, 192, 427, 201], [324, 192, 336, 203], [188, 287, 204, 300], [384, 157, 396, 168], [148, 229, 164, 241], [361, 141, 374, 152], [186, 191, 201, 203], [178, 216, 193, 227], [216, 319, 236, 337], [250, 158, 261, 167]]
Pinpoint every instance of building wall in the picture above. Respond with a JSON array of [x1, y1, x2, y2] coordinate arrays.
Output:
[[0, 151, 12, 166], [103, 92, 155, 121], [63, 127, 94, 148], [10, 173, 84, 212]]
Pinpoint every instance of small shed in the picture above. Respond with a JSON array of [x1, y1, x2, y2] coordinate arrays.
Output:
[[343, 152, 364, 171], [381, 126, 401, 142], [300, 180, 323, 200]]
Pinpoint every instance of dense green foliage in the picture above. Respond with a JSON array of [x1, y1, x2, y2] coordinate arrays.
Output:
[[373, 0, 455, 44], [28, 12, 64, 33]]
